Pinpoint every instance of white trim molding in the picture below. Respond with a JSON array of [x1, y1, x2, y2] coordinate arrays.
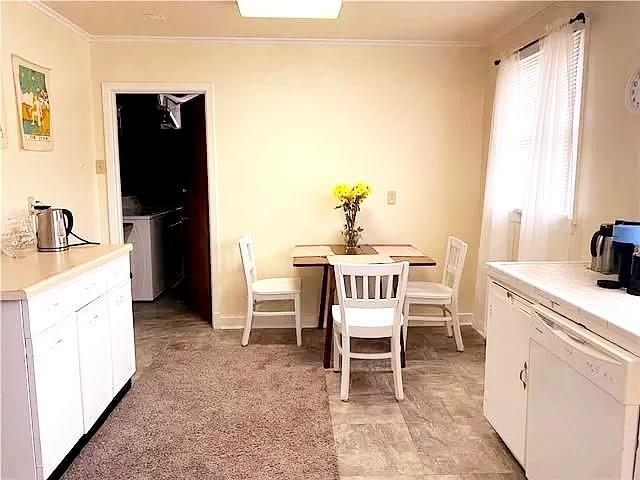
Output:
[[26, 0, 484, 48], [101, 82, 220, 328], [26, 0, 91, 41], [89, 35, 483, 48]]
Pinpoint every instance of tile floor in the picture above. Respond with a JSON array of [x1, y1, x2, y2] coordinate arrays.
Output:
[[133, 295, 525, 480]]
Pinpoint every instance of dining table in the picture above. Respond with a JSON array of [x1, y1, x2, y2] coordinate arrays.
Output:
[[291, 244, 437, 368]]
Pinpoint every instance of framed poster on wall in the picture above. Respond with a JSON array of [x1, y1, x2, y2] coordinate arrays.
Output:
[[12, 55, 53, 151]]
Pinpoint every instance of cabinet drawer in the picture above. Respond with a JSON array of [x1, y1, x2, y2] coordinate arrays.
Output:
[[28, 287, 75, 337], [71, 269, 107, 310], [27, 259, 127, 338], [104, 255, 131, 290]]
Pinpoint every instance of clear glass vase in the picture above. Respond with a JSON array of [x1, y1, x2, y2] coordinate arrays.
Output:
[[343, 229, 361, 254], [2, 215, 37, 258]]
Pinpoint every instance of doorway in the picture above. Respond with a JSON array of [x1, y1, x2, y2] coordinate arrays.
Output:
[[102, 84, 216, 326]]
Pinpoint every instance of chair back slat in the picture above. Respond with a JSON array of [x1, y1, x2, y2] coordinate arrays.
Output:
[[334, 262, 409, 331], [385, 274, 393, 299], [364, 276, 370, 300], [239, 234, 257, 293], [440, 236, 468, 298]]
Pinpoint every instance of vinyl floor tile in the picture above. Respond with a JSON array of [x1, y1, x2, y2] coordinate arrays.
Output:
[[334, 423, 424, 477], [329, 394, 405, 425]]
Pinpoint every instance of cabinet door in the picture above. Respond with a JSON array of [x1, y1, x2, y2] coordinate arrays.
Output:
[[31, 314, 84, 479], [77, 296, 113, 432], [483, 282, 532, 467], [107, 280, 136, 393]]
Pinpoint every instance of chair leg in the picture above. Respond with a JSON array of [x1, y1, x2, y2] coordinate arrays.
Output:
[[294, 293, 302, 347], [451, 300, 464, 352], [444, 306, 453, 338], [340, 333, 351, 401], [402, 299, 410, 350], [333, 329, 341, 372], [241, 297, 253, 346], [391, 334, 404, 401]]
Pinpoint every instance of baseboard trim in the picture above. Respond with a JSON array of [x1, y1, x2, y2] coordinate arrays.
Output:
[[216, 313, 474, 330], [216, 314, 319, 330]]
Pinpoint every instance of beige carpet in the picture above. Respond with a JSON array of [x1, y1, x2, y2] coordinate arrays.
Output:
[[63, 339, 339, 480]]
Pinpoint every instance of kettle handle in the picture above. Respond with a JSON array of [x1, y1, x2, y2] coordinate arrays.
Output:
[[61, 209, 74, 236], [590, 230, 602, 257]]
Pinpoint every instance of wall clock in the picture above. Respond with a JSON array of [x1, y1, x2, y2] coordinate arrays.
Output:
[[627, 67, 640, 113]]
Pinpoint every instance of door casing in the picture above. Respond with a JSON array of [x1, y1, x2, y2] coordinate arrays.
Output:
[[102, 82, 218, 328]]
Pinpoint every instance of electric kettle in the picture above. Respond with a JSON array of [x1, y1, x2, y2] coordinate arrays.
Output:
[[35, 207, 74, 252], [590, 223, 615, 273]]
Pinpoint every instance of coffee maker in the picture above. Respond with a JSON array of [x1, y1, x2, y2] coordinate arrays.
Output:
[[597, 220, 640, 291]]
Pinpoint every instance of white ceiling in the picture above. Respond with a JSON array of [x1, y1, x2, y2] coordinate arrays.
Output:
[[42, 1, 551, 45]]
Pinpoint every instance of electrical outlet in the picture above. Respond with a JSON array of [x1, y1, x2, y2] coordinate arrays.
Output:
[[27, 196, 36, 215], [95, 160, 106, 175], [387, 191, 397, 205]]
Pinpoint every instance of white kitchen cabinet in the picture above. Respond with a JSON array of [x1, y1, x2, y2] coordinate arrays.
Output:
[[76, 295, 114, 432], [1, 246, 135, 480], [483, 281, 532, 467], [31, 313, 84, 479], [108, 280, 136, 393]]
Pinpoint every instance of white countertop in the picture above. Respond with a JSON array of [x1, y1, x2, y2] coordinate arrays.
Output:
[[1, 244, 132, 300], [488, 261, 640, 353]]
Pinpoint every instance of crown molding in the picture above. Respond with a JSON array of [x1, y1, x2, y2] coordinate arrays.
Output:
[[26, 0, 92, 41], [89, 35, 483, 48], [25, 0, 484, 48]]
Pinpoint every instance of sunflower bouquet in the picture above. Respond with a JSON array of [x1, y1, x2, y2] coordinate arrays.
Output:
[[333, 182, 372, 252]]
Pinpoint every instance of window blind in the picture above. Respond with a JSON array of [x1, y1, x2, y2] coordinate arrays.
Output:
[[513, 27, 586, 218]]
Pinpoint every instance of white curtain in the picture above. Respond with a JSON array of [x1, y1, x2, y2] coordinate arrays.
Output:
[[473, 54, 521, 333], [474, 23, 576, 333], [518, 23, 574, 261]]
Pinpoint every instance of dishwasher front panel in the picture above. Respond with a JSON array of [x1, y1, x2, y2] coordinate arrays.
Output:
[[526, 339, 639, 480]]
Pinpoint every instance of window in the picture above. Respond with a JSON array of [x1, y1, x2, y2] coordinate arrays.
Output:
[[513, 27, 586, 219]]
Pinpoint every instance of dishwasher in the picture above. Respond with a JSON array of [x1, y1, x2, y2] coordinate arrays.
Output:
[[526, 304, 640, 480]]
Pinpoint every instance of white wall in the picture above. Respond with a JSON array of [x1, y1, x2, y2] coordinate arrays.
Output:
[[89, 41, 486, 326], [14, 2, 637, 330], [1, 2, 98, 240]]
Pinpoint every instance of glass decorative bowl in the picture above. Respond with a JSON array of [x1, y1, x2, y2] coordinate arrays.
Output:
[[2, 215, 37, 258]]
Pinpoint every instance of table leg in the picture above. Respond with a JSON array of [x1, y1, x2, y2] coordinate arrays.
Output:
[[317, 265, 328, 329], [323, 268, 335, 368], [400, 329, 406, 368]]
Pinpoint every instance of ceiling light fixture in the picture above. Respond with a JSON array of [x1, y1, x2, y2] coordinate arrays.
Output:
[[237, 0, 342, 19]]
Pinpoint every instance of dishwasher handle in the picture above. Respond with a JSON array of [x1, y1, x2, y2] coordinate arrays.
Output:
[[532, 305, 622, 366]]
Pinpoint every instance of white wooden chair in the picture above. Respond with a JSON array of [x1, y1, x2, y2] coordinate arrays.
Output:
[[239, 234, 302, 347], [332, 261, 409, 401], [402, 236, 468, 352]]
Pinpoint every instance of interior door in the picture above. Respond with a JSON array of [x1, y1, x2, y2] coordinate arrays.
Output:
[[483, 282, 532, 466], [180, 95, 212, 324]]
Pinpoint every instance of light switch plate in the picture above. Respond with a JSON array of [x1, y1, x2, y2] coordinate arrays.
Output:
[[387, 191, 397, 205], [95, 160, 106, 174]]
